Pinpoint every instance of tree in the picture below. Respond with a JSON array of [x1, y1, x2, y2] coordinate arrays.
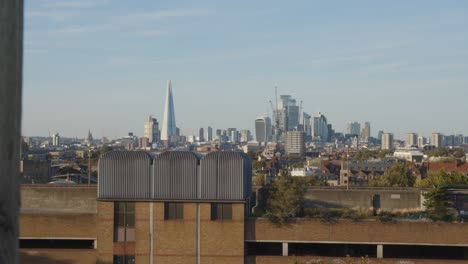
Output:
[[452, 148, 466, 159], [425, 147, 447, 158], [265, 176, 306, 226], [416, 170, 468, 188], [368, 162, 415, 187], [423, 186, 458, 222]]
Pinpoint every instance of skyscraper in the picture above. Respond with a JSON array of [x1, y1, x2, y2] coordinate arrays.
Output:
[[417, 136, 427, 148], [381, 133, 394, 150], [160, 80, 177, 145], [347, 122, 361, 136], [52, 133, 60, 146], [144, 116, 159, 145], [255, 116, 272, 144], [362, 122, 371, 142], [431, 133, 443, 148], [406, 133, 418, 147], [207, 126, 213, 142], [199, 127, 205, 142], [285, 131, 306, 156], [311, 112, 328, 142], [302, 112, 311, 137]]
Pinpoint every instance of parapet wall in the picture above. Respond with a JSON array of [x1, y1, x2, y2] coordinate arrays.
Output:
[[246, 218, 468, 246], [304, 187, 423, 210], [21, 185, 97, 213]]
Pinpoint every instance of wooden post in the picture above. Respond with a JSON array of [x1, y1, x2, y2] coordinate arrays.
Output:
[[0, 0, 23, 263]]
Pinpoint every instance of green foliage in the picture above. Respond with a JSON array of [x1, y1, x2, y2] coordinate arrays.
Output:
[[452, 148, 466, 158], [416, 170, 468, 188], [254, 174, 266, 186], [425, 147, 448, 157], [290, 162, 305, 168], [265, 176, 306, 226], [423, 186, 458, 222], [368, 162, 415, 187], [294, 175, 329, 187], [377, 149, 393, 159], [354, 149, 377, 161], [252, 160, 265, 173]]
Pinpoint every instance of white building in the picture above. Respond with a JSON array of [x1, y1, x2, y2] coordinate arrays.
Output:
[[393, 147, 425, 163]]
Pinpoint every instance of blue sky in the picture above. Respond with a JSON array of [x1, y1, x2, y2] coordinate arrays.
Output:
[[23, 0, 468, 139]]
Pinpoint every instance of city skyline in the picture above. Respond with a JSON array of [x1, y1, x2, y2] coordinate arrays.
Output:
[[23, 1, 468, 138]]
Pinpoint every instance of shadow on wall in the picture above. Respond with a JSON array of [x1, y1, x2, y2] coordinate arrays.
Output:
[[19, 252, 111, 264], [20, 253, 72, 264]]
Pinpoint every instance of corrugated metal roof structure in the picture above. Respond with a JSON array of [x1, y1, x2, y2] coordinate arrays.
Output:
[[98, 151, 152, 199], [98, 150, 252, 201], [152, 151, 199, 199], [200, 151, 252, 200]]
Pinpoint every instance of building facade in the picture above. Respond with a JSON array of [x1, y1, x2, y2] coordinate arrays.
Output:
[[144, 116, 160, 145], [431, 133, 443, 148], [160, 80, 177, 146], [406, 133, 418, 147], [381, 133, 394, 150], [285, 131, 305, 156], [255, 116, 271, 144]]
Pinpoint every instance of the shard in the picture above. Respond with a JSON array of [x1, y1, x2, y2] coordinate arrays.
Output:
[[160, 80, 177, 143]]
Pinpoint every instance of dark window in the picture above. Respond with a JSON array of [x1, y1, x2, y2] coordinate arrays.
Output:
[[114, 202, 135, 242], [211, 203, 233, 220], [164, 202, 184, 220], [20, 239, 94, 249], [113, 255, 135, 264]]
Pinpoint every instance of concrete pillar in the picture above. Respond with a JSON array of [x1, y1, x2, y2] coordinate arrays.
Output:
[[0, 1, 23, 264], [282, 242, 288, 257], [377, 244, 384, 259]]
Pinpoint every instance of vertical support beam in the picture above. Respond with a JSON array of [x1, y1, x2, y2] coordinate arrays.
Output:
[[282, 242, 288, 257], [377, 244, 384, 259], [0, 0, 23, 264], [0, 1, 23, 263]]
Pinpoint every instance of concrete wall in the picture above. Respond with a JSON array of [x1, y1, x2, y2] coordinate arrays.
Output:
[[304, 188, 423, 210], [246, 218, 468, 246], [21, 185, 97, 213]]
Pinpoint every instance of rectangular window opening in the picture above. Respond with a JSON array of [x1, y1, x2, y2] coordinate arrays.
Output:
[[164, 202, 184, 220], [211, 203, 233, 221], [20, 239, 94, 249]]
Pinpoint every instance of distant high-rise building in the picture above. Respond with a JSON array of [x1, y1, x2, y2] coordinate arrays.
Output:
[[84, 130, 94, 146], [240, 130, 251, 142], [406, 133, 418, 147], [255, 116, 272, 144], [160, 80, 177, 145], [52, 133, 60, 146], [417, 136, 427, 148], [285, 131, 306, 156], [444, 135, 455, 147], [347, 122, 361, 136], [381, 133, 394, 150], [302, 112, 311, 136], [227, 128, 237, 142], [207, 126, 213, 142], [144, 116, 160, 145], [277, 95, 299, 132], [311, 112, 328, 142], [377, 130, 384, 142], [362, 122, 371, 142], [215, 129, 222, 137], [454, 134, 464, 146], [431, 133, 443, 148], [199, 127, 205, 142]]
